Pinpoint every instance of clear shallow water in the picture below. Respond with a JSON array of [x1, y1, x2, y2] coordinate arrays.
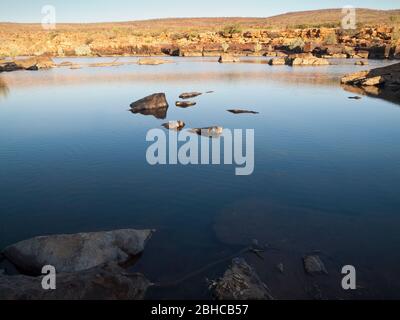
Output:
[[1, 57, 400, 299]]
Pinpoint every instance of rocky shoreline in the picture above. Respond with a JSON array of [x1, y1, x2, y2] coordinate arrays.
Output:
[[0, 228, 335, 300], [341, 62, 400, 103], [1, 25, 399, 60]]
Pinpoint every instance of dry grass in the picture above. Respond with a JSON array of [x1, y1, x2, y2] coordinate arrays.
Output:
[[0, 8, 399, 34]]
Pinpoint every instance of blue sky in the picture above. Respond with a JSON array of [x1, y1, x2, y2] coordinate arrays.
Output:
[[1, 0, 399, 23]]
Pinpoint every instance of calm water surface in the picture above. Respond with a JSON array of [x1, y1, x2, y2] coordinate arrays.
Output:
[[0, 57, 400, 299]]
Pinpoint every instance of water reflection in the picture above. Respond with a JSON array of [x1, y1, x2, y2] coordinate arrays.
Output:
[[0, 78, 9, 99], [130, 107, 168, 119], [342, 83, 400, 107]]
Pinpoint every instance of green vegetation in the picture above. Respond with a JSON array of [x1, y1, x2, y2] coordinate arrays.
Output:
[[222, 24, 242, 35], [170, 32, 185, 41], [324, 33, 338, 45], [288, 38, 305, 51], [389, 15, 400, 43]]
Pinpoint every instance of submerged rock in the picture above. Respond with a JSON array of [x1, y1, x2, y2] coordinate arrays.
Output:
[[179, 92, 202, 99], [176, 101, 196, 108], [0, 263, 151, 300], [57, 61, 74, 67], [227, 109, 259, 114], [348, 96, 362, 100], [137, 58, 168, 65], [130, 93, 169, 112], [355, 60, 369, 66], [162, 120, 185, 131], [218, 54, 240, 63], [303, 255, 328, 275], [2, 229, 154, 274], [210, 258, 273, 300]]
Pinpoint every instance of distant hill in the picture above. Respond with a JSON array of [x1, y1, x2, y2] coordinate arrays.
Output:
[[0, 8, 399, 32]]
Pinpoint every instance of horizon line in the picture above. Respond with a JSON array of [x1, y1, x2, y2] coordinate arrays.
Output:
[[1, 7, 398, 25]]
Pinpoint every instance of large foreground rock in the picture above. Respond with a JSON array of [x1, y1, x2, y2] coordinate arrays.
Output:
[[2, 229, 154, 274], [210, 258, 273, 300], [130, 93, 169, 112], [0, 264, 151, 300], [341, 62, 400, 104]]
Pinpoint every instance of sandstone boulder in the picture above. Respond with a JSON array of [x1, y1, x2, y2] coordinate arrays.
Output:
[[0, 264, 151, 300], [190, 126, 223, 138], [130, 93, 169, 112], [268, 57, 286, 65], [210, 258, 273, 300], [286, 56, 329, 66], [2, 229, 154, 274], [176, 101, 196, 108], [0, 56, 55, 72], [303, 255, 328, 275], [15, 56, 55, 70], [363, 76, 385, 86], [341, 71, 369, 85], [162, 121, 185, 131], [179, 92, 202, 99], [218, 54, 240, 63]]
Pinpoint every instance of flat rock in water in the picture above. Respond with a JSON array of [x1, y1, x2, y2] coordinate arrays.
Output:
[[211, 258, 273, 300], [137, 58, 168, 65], [2, 229, 154, 274], [162, 120, 185, 131], [227, 109, 259, 114], [130, 93, 169, 111], [190, 126, 223, 138], [348, 96, 362, 99], [179, 92, 202, 99], [268, 58, 286, 65], [303, 255, 328, 275], [0, 263, 151, 300], [218, 54, 240, 63], [176, 101, 196, 108]]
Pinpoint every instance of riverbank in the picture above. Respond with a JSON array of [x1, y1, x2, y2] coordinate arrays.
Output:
[[341, 61, 400, 104], [1, 9, 400, 59]]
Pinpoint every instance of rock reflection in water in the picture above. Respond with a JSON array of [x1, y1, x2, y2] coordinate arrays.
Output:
[[0, 78, 9, 99], [130, 107, 168, 120]]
